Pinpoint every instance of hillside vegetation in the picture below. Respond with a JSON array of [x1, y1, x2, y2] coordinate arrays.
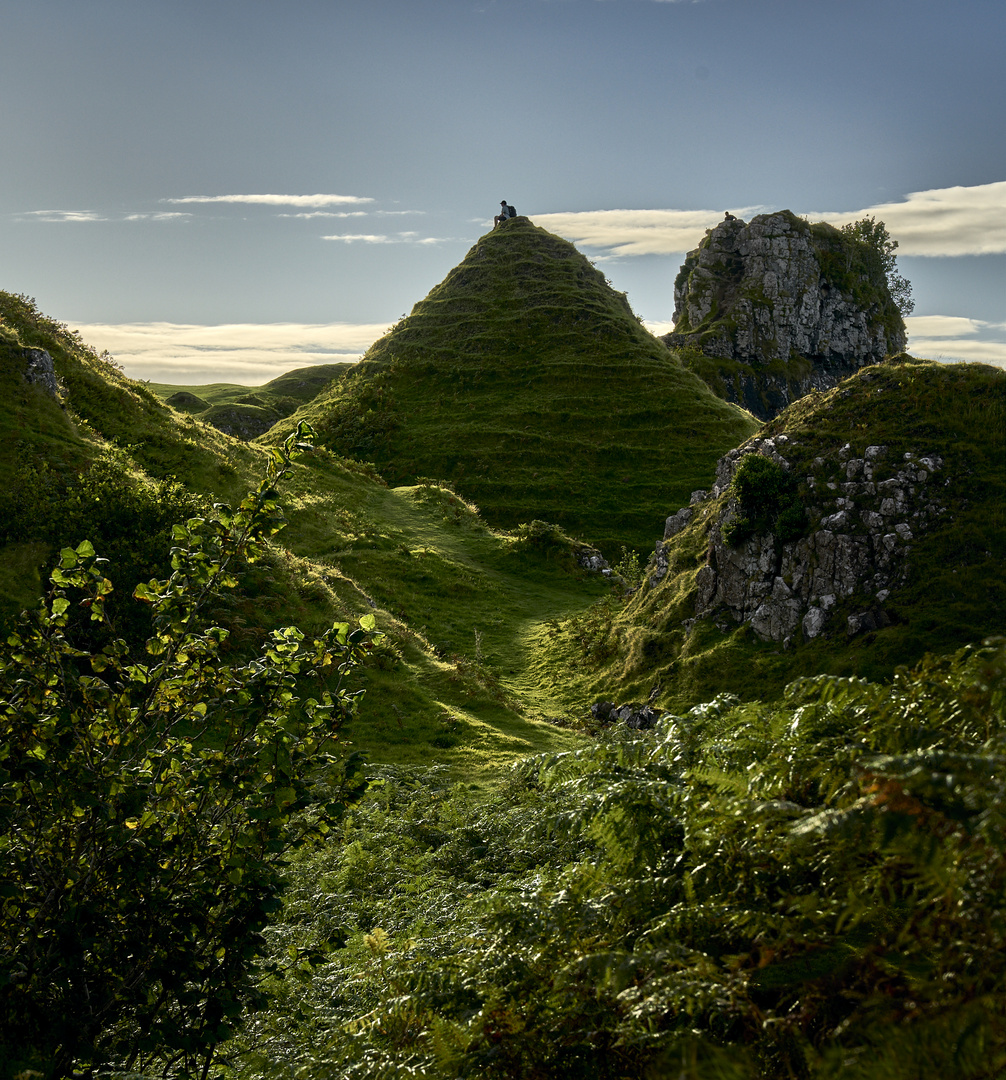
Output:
[[0, 291, 612, 773], [268, 218, 759, 557], [1, 219, 1003, 1079], [149, 362, 351, 438]]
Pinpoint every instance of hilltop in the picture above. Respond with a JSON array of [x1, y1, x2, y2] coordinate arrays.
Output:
[[268, 218, 759, 556]]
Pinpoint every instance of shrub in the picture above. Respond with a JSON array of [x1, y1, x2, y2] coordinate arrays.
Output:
[[0, 425, 382, 1080]]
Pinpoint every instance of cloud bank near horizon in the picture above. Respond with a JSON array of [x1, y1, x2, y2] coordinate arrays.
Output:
[[537, 181, 1006, 258], [74, 313, 1004, 387], [74, 321, 391, 384]]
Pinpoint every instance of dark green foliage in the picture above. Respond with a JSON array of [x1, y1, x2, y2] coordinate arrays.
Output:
[[226, 639, 1006, 1079], [722, 453, 805, 546], [0, 427, 381, 1080]]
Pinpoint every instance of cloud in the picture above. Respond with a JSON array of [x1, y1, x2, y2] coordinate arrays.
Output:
[[22, 210, 108, 223], [22, 209, 191, 223], [808, 181, 1006, 256], [165, 193, 373, 208], [904, 314, 1006, 368], [71, 321, 392, 384], [123, 212, 192, 222], [322, 231, 449, 245], [534, 207, 764, 256], [536, 181, 1006, 258], [278, 210, 370, 219]]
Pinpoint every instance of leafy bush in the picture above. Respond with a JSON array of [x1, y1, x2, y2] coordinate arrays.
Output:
[[722, 453, 805, 546], [230, 638, 1006, 1079], [0, 426, 382, 1080]]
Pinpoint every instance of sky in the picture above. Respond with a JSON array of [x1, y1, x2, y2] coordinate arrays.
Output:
[[1, 0, 1003, 383]]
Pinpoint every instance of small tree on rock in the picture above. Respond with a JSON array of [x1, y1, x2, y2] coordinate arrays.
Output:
[[841, 215, 915, 318]]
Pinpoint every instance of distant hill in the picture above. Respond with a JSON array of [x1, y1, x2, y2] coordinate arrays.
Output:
[[148, 363, 350, 438], [267, 217, 759, 556], [539, 356, 1006, 712]]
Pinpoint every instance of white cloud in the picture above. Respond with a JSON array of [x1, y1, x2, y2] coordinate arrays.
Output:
[[535, 181, 1006, 259], [22, 209, 192, 223], [808, 181, 1006, 256], [23, 210, 108, 223], [642, 319, 676, 337], [323, 233, 393, 244], [322, 231, 449, 245], [278, 210, 370, 219], [534, 207, 753, 256], [123, 212, 192, 222], [71, 321, 392, 384], [165, 193, 373, 208], [904, 314, 1006, 368]]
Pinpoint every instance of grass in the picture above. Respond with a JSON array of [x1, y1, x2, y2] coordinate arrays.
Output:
[[266, 218, 759, 559], [146, 363, 351, 436], [0, 292, 614, 779]]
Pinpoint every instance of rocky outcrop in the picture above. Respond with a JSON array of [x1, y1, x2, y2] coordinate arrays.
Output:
[[22, 348, 60, 398], [651, 433, 946, 645], [663, 211, 906, 419], [590, 700, 660, 729]]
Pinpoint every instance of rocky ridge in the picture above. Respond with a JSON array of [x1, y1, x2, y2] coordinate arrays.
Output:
[[650, 432, 947, 646]]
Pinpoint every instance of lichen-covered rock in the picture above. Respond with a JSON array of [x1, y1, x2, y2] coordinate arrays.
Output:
[[663, 211, 906, 419], [671, 438, 945, 644]]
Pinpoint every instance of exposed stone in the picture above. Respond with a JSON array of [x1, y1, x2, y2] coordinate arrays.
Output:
[[685, 439, 945, 643], [662, 211, 906, 419], [663, 506, 693, 539], [590, 700, 661, 729], [22, 348, 59, 398], [576, 546, 610, 574]]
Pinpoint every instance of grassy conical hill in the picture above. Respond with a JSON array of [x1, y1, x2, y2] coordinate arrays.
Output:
[[268, 218, 759, 556], [535, 356, 1006, 714]]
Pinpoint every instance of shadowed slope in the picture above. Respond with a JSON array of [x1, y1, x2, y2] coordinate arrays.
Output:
[[268, 218, 759, 556]]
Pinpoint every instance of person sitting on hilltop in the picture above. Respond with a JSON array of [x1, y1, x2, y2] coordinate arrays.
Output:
[[723, 211, 737, 221], [494, 200, 517, 227]]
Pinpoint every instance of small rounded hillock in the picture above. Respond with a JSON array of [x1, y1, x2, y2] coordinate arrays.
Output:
[[268, 218, 758, 556], [166, 390, 211, 413], [544, 356, 1005, 711]]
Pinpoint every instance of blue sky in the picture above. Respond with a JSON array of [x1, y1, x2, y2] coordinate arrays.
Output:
[[1, 0, 1003, 381]]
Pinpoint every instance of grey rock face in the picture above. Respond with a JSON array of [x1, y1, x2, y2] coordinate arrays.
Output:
[[23, 348, 60, 398], [659, 438, 945, 643], [663, 212, 906, 419]]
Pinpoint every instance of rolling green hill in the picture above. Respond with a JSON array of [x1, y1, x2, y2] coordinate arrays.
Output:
[[147, 362, 351, 438], [267, 218, 759, 557]]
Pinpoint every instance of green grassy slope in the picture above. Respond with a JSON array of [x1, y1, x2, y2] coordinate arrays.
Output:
[[537, 357, 1005, 713], [0, 292, 610, 775], [267, 218, 759, 558]]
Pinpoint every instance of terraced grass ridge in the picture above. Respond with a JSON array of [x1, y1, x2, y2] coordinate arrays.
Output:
[[267, 218, 759, 557]]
